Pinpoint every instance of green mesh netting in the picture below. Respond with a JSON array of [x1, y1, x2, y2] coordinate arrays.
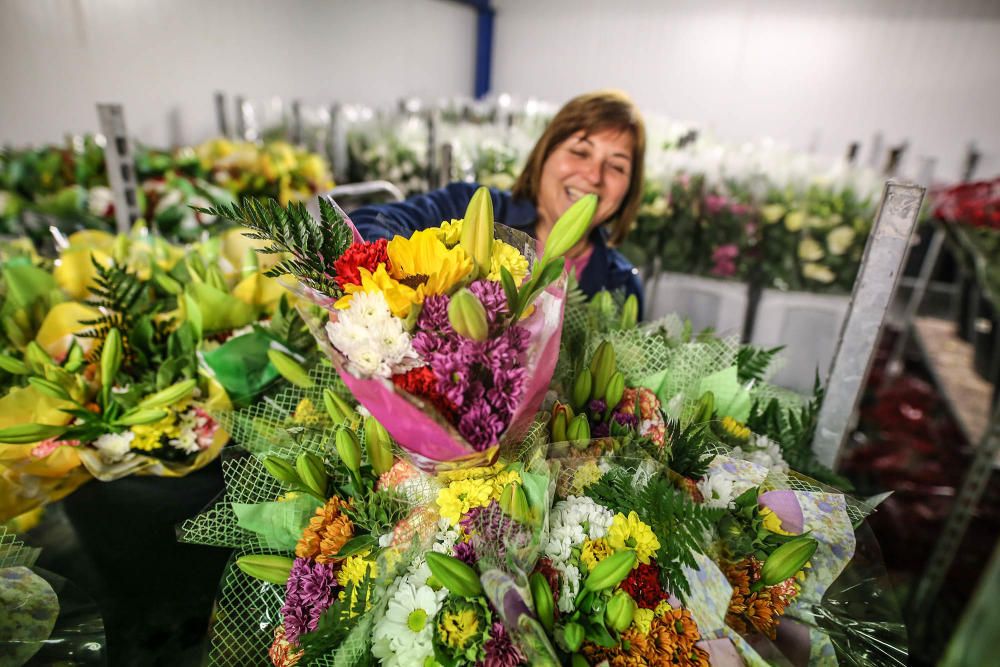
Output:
[[0, 526, 39, 569]]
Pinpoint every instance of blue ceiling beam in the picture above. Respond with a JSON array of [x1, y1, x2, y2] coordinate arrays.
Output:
[[445, 0, 495, 99]]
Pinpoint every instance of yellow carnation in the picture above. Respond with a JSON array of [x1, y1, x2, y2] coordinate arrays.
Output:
[[632, 607, 655, 634], [607, 511, 660, 565], [487, 239, 529, 284]]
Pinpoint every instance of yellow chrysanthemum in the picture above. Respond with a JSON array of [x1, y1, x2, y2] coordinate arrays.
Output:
[[292, 398, 324, 426], [654, 600, 674, 618], [570, 461, 604, 495], [760, 507, 795, 536], [632, 607, 655, 634], [335, 264, 419, 319], [487, 239, 529, 284], [436, 478, 494, 526], [437, 462, 504, 484], [437, 219, 464, 246], [721, 416, 750, 441], [607, 511, 661, 565], [129, 407, 182, 452], [386, 228, 473, 297], [581, 538, 614, 571], [433, 219, 529, 284], [337, 555, 377, 588], [490, 470, 523, 498], [437, 607, 481, 649]]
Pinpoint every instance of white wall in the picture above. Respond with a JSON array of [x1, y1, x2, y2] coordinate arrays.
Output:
[[0, 0, 475, 147], [493, 0, 1000, 182]]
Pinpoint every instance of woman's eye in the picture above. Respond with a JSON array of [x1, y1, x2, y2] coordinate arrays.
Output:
[[570, 149, 589, 158], [609, 164, 627, 175]]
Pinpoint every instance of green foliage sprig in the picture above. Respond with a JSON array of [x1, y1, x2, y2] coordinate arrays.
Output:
[[197, 197, 353, 297]]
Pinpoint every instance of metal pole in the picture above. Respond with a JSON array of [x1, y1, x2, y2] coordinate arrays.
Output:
[[907, 404, 1000, 647], [214, 91, 229, 138], [234, 96, 247, 141], [812, 181, 925, 468], [96, 104, 141, 234], [882, 225, 946, 384], [290, 100, 303, 145]]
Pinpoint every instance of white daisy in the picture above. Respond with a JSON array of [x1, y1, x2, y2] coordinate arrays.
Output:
[[93, 431, 135, 463], [371, 580, 439, 666]]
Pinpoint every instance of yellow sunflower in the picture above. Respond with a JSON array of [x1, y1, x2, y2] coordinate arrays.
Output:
[[386, 228, 473, 296]]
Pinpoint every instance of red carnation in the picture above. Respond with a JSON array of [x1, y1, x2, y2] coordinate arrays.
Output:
[[619, 561, 668, 609], [332, 239, 389, 289], [392, 366, 459, 423]]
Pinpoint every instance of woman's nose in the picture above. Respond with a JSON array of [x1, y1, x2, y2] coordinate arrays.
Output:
[[581, 158, 602, 186]]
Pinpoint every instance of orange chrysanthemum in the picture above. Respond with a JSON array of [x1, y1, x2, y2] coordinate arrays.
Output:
[[582, 609, 710, 667], [295, 496, 354, 563], [723, 556, 799, 639], [268, 625, 303, 667]]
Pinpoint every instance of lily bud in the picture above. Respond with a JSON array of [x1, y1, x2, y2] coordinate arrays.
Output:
[[567, 414, 591, 449], [28, 377, 72, 401], [460, 186, 495, 278], [759, 536, 817, 588], [541, 193, 597, 264], [116, 408, 169, 426], [64, 343, 85, 373], [589, 341, 616, 401], [363, 415, 394, 475], [236, 554, 295, 585], [267, 349, 313, 388], [24, 341, 51, 370], [563, 622, 585, 652], [448, 288, 489, 341], [295, 452, 329, 498], [620, 294, 638, 329], [571, 369, 592, 412], [323, 388, 355, 426], [499, 482, 530, 522], [0, 355, 29, 375], [605, 590, 637, 633], [0, 423, 68, 444], [138, 379, 197, 410], [336, 428, 362, 478], [100, 328, 123, 390], [550, 402, 572, 442], [262, 456, 300, 486], [604, 372, 625, 414]]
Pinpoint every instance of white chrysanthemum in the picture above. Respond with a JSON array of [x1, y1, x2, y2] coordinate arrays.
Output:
[[551, 496, 614, 540], [170, 410, 201, 454], [698, 471, 737, 509], [556, 564, 581, 614], [93, 431, 135, 463], [372, 580, 439, 666], [732, 435, 789, 473], [325, 291, 418, 378]]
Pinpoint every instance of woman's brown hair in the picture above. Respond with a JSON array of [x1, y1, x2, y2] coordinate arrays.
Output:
[[512, 90, 645, 246]]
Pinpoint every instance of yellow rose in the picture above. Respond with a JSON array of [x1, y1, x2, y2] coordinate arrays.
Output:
[[797, 237, 825, 262], [826, 225, 857, 256], [802, 262, 835, 284]]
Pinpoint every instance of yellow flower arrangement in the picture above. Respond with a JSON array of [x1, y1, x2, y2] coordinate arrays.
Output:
[[435, 218, 529, 284], [607, 511, 661, 565]]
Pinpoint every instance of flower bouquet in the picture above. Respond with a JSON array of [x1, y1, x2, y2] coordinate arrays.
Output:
[[179, 367, 554, 666], [202, 186, 593, 470]]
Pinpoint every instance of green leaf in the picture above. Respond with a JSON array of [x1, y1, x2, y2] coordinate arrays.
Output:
[[232, 495, 324, 550]]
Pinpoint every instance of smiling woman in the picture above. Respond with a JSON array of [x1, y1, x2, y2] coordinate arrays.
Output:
[[348, 90, 648, 319]]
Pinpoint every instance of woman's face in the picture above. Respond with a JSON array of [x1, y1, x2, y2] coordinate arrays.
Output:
[[536, 128, 634, 231]]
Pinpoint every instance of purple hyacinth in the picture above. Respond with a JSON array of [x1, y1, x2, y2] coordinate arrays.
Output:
[[588, 398, 607, 416], [481, 621, 526, 667], [281, 558, 340, 644]]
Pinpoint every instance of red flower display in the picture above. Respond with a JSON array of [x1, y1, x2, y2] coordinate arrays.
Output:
[[332, 238, 389, 289]]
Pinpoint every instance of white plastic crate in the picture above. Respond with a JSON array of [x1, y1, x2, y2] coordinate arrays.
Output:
[[645, 271, 749, 337], [750, 289, 851, 392]]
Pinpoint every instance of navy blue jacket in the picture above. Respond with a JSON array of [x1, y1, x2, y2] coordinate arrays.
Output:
[[347, 182, 644, 319]]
